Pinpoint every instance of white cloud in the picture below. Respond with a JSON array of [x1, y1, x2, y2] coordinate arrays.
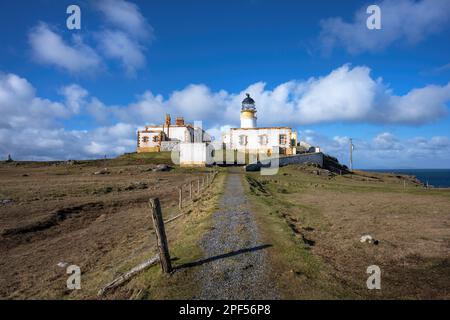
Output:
[[0, 125, 137, 161], [60, 84, 89, 114], [296, 65, 378, 123], [206, 125, 233, 142], [28, 1, 153, 76], [94, 0, 153, 40], [300, 130, 450, 169], [96, 30, 146, 76], [103, 64, 450, 127], [0, 72, 70, 129], [384, 84, 450, 124], [28, 23, 101, 73], [94, 0, 153, 75], [1, 68, 450, 163], [319, 0, 450, 54], [82, 123, 136, 156], [373, 132, 402, 150], [0, 72, 136, 160], [86, 98, 111, 124]]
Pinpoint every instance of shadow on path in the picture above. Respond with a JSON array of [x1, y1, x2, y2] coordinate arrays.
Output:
[[175, 244, 272, 270]]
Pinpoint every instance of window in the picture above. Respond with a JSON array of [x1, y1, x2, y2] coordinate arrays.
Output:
[[152, 135, 159, 142], [142, 136, 149, 143], [239, 135, 248, 146], [279, 134, 287, 145], [258, 134, 268, 146]]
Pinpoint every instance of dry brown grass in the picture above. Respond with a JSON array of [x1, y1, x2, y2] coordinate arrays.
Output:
[[112, 171, 226, 300], [245, 165, 450, 299], [0, 159, 223, 299]]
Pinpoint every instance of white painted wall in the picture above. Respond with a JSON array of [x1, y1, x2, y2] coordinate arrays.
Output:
[[139, 132, 160, 147], [179, 143, 208, 166], [138, 125, 194, 146], [165, 126, 193, 142], [229, 128, 292, 150], [240, 117, 257, 129]]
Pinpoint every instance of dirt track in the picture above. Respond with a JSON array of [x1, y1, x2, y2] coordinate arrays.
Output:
[[197, 170, 278, 299]]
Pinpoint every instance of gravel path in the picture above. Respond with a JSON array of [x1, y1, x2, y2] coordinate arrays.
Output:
[[196, 170, 278, 299]]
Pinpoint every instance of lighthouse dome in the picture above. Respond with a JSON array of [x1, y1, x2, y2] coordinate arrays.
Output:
[[241, 93, 256, 111]]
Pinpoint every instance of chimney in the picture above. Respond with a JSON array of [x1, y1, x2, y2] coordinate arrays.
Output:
[[176, 117, 185, 126], [165, 114, 171, 126]]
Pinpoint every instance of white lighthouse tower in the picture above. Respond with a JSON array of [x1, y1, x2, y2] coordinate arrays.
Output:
[[240, 93, 257, 128]]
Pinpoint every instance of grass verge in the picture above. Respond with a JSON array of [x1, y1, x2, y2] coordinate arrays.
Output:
[[244, 171, 359, 299], [108, 171, 227, 300]]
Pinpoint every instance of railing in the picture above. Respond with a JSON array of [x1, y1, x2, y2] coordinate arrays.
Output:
[[97, 170, 219, 296]]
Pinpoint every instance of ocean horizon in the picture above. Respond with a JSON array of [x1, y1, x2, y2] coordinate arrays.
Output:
[[362, 169, 450, 188]]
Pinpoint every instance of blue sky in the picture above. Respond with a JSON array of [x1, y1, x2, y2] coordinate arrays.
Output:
[[0, 0, 449, 168]]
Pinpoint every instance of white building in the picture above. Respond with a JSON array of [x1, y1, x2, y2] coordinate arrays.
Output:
[[140, 94, 319, 166], [137, 115, 210, 153], [222, 94, 297, 156]]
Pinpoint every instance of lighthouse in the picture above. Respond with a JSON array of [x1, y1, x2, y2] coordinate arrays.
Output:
[[240, 93, 257, 128]]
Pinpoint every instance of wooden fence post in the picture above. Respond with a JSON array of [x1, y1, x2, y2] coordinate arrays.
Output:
[[197, 179, 200, 194], [149, 198, 172, 273], [189, 181, 193, 200], [178, 187, 182, 210]]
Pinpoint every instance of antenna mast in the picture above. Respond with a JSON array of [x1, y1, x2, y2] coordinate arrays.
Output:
[[349, 138, 354, 172]]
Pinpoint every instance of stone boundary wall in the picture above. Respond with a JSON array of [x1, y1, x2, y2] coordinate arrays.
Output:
[[246, 152, 324, 171], [277, 152, 324, 167], [160, 141, 180, 152]]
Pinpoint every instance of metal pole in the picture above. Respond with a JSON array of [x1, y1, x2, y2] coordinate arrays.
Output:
[[349, 138, 353, 172]]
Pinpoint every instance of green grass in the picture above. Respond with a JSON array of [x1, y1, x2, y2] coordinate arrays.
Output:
[[122, 171, 227, 299], [244, 164, 450, 299], [244, 172, 351, 299], [112, 152, 174, 166], [258, 165, 449, 197], [0, 152, 175, 168]]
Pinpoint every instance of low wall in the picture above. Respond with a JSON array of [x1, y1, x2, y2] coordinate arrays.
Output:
[[278, 152, 324, 167], [160, 141, 180, 152], [179, 143, 208, 167], [246, 152, 324, 171], [137, 146, 159, 153]]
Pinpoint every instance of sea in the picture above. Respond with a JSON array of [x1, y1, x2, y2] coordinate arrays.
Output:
[[365, 169, 450, 188]]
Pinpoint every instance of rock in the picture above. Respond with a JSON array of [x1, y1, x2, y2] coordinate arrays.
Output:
[[95, 214, 108, 223], [94, 168, 110, 175], [22, 174, 29, 177], [1, 199, 13, 206], [125, 181, 149, 191], [325, 172, 334, 178], [92, 186, 114, 195], [57, 262, 68, 268], [245, 163, 262, 172], [152, 164, 171, 172], [360, 235, 379, 245]]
